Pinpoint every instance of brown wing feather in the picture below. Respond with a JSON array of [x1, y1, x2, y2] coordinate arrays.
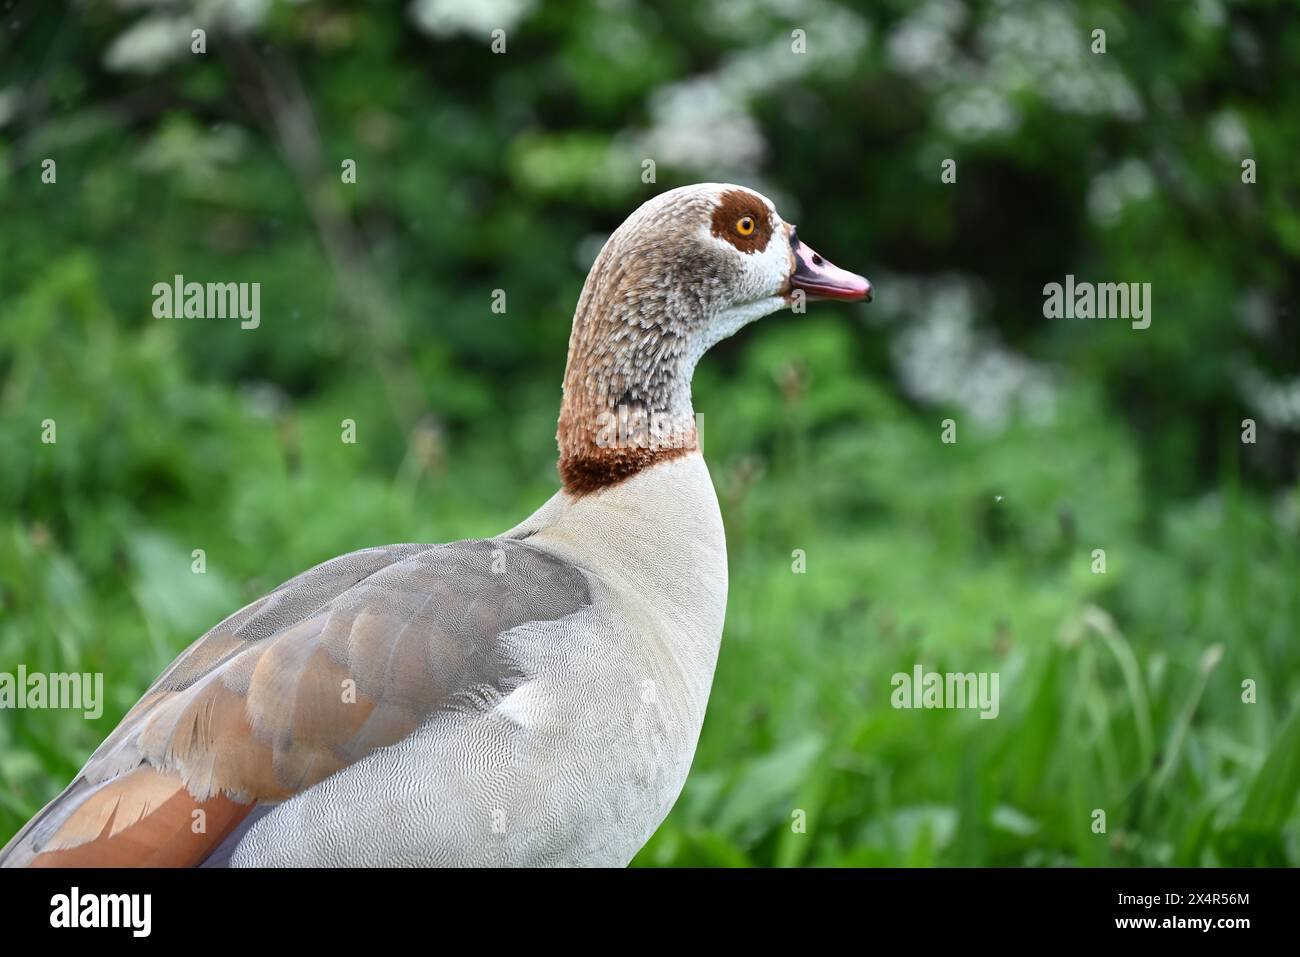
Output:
[[1, 540, 590, 867], [29, 768, 253, 867]]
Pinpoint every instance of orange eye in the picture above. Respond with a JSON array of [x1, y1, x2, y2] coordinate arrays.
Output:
[[735, 216, 756, 237]]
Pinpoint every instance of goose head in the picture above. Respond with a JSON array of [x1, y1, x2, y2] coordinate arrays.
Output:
[[557, 182, 871, 495]]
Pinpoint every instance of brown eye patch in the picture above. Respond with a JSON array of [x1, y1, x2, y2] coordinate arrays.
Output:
[[710, 188, 773, 253]]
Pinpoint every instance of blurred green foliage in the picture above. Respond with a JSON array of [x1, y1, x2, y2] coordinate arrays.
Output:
[[1, 0, 1297, 865]]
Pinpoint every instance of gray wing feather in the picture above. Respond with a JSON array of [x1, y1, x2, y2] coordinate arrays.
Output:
[[1, 537, 590, 863]]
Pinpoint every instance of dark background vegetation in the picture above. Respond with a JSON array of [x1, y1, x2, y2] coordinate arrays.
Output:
[[1, 0, 1297, 865]]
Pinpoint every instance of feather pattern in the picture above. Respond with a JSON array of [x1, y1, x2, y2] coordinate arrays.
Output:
[[1, 539, 589, 866]]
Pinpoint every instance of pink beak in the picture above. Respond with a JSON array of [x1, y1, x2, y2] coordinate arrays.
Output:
[[789, 230, 872, 303]]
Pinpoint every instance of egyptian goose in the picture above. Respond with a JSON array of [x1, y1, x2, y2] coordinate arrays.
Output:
[[1, 183, 870, 867]]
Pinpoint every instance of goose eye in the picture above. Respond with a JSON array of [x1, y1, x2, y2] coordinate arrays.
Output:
[[735, 216, 756, 237]]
